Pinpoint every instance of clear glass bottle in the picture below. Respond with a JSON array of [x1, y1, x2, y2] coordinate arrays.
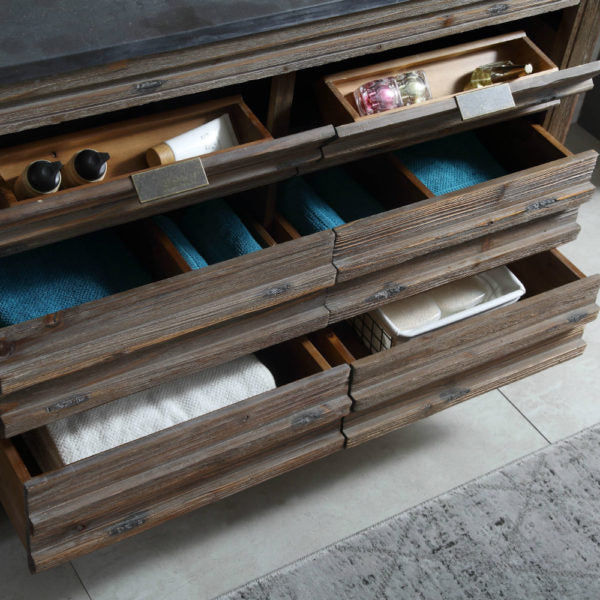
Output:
[[464, 61, 533, 91], [354, 70, 431, 116]]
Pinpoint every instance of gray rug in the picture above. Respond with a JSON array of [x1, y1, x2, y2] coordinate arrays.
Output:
[[218, 425, 600, 600]]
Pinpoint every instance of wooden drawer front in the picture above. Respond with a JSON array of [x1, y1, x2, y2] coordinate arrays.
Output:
[[0, 231, 336, 409], [331, 129, 596, 283], [0, 293, 331, 438], [326, 209, 580, 322], [0, 358, 350, 572], [0, 96, 335, 256], [343, 252, 600, 446]]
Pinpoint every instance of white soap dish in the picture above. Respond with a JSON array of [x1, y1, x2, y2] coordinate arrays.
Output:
[[351, 266, 525, 352]]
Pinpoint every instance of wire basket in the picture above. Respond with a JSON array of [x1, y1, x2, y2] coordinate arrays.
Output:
[[349, 311, 393, 354]]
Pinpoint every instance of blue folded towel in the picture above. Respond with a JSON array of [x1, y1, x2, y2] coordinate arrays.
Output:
[[305, 167, 385, 222], [0, 230, 152, 327], [152, 215, 208, 270], [395, 131, 507, 196], [277, 177, 345, 235], [177, 198, 261, 264]]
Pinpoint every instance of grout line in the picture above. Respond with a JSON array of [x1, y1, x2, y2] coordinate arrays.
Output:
[[70, 562, 93, 600], [498, 388, 552, 444]]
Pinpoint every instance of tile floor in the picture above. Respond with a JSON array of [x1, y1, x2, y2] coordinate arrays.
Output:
[[1, 125, 599, 600]]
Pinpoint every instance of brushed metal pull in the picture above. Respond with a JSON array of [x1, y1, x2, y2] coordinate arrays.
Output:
[[131, 157, 209, 204], [456, 83, 515, 120]]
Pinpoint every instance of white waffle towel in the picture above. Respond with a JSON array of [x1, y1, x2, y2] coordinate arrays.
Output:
[[47, 354, 276, 465]]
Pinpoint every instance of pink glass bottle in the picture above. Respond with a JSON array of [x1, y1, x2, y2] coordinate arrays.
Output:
[[354, 70, 431, 116]]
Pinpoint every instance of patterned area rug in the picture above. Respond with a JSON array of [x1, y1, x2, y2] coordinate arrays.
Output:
[[218, 425, 600, 600]]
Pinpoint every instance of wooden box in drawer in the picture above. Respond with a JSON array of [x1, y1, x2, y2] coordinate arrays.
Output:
[[0, 336, 351, 572], [319, 32, 600, 162], [0, 95, 335, 256], [321, 251, 600, 447]]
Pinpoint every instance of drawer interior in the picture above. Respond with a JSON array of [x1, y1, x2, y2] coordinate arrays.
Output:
[[321, 31, 557, 124], [317, 250, 586, 366], [0, 96, 270, 207], [0, 199, 267, 328]]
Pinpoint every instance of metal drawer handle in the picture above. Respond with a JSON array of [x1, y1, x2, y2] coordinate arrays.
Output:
[[131, 157, 209, 204], [456, 83, 515, 120]]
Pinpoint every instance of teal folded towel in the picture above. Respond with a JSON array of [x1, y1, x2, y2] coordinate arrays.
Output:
[[395, 131, 507, 196], [277, 177, 345, 235], [0, 230, 152, 327], [177, 198, 261, 264], [152, 215, 207, 270], [305, 167, 385, 222]]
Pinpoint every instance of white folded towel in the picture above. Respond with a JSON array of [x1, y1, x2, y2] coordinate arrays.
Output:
[[46, 354, 276, 465]]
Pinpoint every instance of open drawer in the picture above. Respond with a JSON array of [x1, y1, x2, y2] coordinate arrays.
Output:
[[0, 214, 336, 437], [0, 95, 335, 256], [315, 250, 600, 447], [320, 31, 600, 161], [327, 119, 597, 285], [0, 335, 351, 572]]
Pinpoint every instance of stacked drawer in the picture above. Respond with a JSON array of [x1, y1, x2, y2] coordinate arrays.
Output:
[[0, 31, 599, 572]]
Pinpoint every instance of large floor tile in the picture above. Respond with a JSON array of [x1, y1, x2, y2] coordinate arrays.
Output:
[[72, 390, 546, 600], [500, 126, 600, 442], [0, 510, 90, 600]]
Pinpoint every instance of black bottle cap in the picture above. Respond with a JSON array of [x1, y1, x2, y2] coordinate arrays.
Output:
[[27, 160, 62, 193], [74, 149, 110, 181]]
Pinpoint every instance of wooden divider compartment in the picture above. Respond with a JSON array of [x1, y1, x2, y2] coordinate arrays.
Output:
[[0, 95, 336, 256], [0, 335, 351, 572], [313, 250, 600, 447], [319, 32, 600, 162]]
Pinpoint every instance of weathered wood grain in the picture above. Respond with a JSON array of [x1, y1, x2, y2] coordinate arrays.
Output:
[[0, 0, 577, 135], [349, 255, 599, 390], [0, 439, 29, 546], [0, 230, 336, 396], [332, 154, 597, 282], [0, 125, 335, 257], [326, 209, 581, 322], [21, 364, 350, 571], [545, 0, 600, 142], [0, 294, 331, 438], [28, 429, 345, 572], [344, 334, 587, 447], [350, 303, 598, 412]]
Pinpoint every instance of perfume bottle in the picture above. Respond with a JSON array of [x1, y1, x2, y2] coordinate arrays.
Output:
[[61, 149, 111, 187], [14, 160, 62, 199], [354, 70, 431, 116], [464, 61, 533, 90]]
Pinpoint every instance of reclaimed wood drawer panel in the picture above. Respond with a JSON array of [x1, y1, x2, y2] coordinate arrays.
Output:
[[331, 122, 597, 282], [320, 31, 600, 162], [342, 250, 600, 445], [0, 229, 336, 398], [0, 94, 335, 256], [325, 208, 581, 322], [344, 333, 586, 447], [0, 338, 351, 572], [0, 293, 331, 438]]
